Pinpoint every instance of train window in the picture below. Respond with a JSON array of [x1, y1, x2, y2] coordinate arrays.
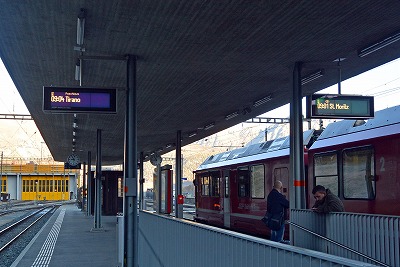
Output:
[[201, 176, 210, 196], [314, 153, 339, 196], [251, 165, 265, 198], [238, 167, 250, 198], [1, 179, 6, 192], [342, 147, 375, 199], [210, 172, 221, 197]]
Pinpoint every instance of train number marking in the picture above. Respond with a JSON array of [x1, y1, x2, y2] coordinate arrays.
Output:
[[380, 157, 385, 172]]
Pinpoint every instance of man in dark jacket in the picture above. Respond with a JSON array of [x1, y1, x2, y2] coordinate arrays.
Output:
[[267, 180, 289, 242], [312, 185, 344, 213]]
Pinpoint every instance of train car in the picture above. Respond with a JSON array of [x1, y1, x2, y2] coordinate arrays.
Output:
[[307, 105, 400, 216], [193, 130, 317, 237], [194, 105, 400, 237]]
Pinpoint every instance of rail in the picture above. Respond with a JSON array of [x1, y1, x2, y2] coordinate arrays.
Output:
[[291, 209, 399, 267], [0, 206, 56, 252]]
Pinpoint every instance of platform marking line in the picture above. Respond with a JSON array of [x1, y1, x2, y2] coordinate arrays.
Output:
[[31, 209, 66, 267]]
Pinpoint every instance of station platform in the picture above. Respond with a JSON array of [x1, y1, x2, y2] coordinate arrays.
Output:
[[12, 204, 117, 267]]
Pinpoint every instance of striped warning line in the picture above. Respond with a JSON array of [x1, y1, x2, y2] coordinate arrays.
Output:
[[31, 209, 66, 267]]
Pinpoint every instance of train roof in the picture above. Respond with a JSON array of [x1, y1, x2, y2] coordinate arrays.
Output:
[[196, 129, 316, 171], [310, 105, 400, 151]]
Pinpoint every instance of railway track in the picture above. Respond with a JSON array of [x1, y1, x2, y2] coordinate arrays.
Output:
[[0, 205, 59, 266]]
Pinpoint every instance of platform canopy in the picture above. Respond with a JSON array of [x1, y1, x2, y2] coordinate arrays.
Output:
[[1, 1, 400, 165]]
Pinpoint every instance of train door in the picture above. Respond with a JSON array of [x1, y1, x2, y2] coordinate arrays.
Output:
[[273, 167, 289, 199], [223, 169, 230, 228]]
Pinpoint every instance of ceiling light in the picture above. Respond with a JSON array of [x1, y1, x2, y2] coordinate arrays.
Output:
[[253, 95, 272, 107], [166, 143, 175, 149], [73, 130, 76, 136], [76, 9, 86, 46], [301, 69, 324, 85], [204, 122, 215, 130], [156, 147, 163, 153], [72, 138, 76, 142], [225, 111, 239, 120], [358, 31, 400, 57], [188, 131, 197, 138], [74, 61, 80, 81]]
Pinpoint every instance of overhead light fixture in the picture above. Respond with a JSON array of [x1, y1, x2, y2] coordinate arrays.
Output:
[[225, 110, 239, 120], [74, 61, 80, 81], [204, 122, 215, 130], [253, 95, 272, 107], [301, 69, 324, 85], [166, 143, 175, 149], [358, 31, 400, 57], [188, 131, 197, 138], [76, 9, 86, 46], [156, 147, 163, 153], [73, 130, 76, 136]]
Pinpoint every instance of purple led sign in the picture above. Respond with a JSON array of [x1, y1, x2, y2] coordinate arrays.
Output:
[[43, 87, 117, 113]]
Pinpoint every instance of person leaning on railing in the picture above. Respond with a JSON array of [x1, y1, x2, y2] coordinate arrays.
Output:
[[311, 185, 344, 213]]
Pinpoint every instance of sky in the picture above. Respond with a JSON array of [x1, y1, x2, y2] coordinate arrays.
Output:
[[0, 57, 399, 160]]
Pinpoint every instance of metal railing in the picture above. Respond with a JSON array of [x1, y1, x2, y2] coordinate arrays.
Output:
[[291, 209, 399, 267], [138, 210, 377, 267]]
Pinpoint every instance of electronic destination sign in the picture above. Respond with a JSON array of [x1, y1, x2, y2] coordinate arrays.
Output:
[[43, 87, 117, 113], [306, 94, 374, 119]]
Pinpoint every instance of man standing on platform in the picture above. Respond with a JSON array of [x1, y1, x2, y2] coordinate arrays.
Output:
[[267, 180, 289, 242]]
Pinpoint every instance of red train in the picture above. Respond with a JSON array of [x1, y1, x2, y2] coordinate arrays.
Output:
[[193, 105, 400, 237]]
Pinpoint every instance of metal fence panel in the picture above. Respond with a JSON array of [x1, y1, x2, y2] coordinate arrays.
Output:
[[138, 210, 377, 267], [291, 209, 400, 267]]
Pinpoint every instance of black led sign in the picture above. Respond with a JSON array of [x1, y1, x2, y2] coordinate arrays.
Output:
[[306, 94, 374, 119], [43, 87, 117, 113]]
